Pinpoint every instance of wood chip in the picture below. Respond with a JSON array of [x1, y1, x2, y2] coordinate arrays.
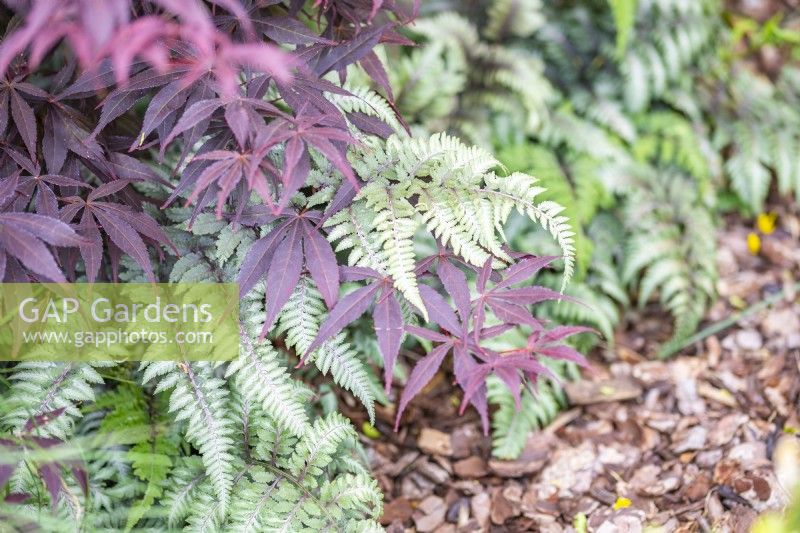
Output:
[[672, 426, 707, 453], [418, 428, 453, 456], [470, 492, 490, 530], [697, 382, 738, 407], [564, 377, 642, 405], [380, 498, 414, 525], [453, 457, 488, 479], [413, 495, 446, 532], [490, 485, 521, 525]]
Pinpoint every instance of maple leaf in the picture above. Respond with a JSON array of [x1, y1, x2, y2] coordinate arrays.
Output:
[[0, 0, 292, 92], [182, 149, 261, 219], [0, 77, 45, 161], [396, 255, 588, 433], [237, 209, 342, 336], [0, 211, 86, 283], [472, 256, 568, 339], [297, 265, 405, 391], [248, 109, 358, 210], [60, 180, 175, 282], [2, 146, 89, 217]]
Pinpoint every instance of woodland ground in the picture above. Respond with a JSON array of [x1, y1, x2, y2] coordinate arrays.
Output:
[[351, 201, 800, 532]]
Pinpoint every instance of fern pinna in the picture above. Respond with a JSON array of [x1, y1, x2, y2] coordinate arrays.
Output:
[[0, 0, 589, 530]]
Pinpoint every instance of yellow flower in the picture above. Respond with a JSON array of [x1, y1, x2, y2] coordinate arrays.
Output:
[[747, 232, 761, 255], [756, 212, 777, 235], [613, 496, 632, 510]]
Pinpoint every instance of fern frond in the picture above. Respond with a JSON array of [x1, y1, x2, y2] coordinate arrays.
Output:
[[622, 171, 717, 347], [488, 375, 568, 459], [92, 383, 179, 530], [325, 203, 389, 273], [320, 473, 383, 524], [289, 412, 357, 487], [404, 13, 552, 143], [609, 0, 638, 56], [277, 277, 377, 422], [484, 0, 545, 40], [484, 172, 576, 290], [3, 362, 109, 439], [310, 334, 377, 425], [250, 413, 380, 532], [416, 187, 502, 265], [225, 328, 309, 437], [360, 182, 424, 315], [141, 361, 237, 516], [226, 468, 283, 532], [331, 134, 576, 310], [329, 84, 406, 138], [620, 0, 716, 111]]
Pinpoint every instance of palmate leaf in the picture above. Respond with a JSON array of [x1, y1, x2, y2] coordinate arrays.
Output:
[[394, 342, 451, 431], [298, 266, 408, 394], [182, 150, 264, 218], [60, 181, 175, 282], [257, 16, 336, 45], [9, 89, 37, 160], [303, 221, 340, 308], [0, 212, 86, 282], [395, 256, 589, 432], [91, 69, 188, 138], [373, 287, 404, 392], [237, 219, 294, 295], [237, 212, 342, 336], [134, 79, 192, 149], [168, 107, 361, 216], [160, 99, 224, 150], [303, 284, 381, 358]]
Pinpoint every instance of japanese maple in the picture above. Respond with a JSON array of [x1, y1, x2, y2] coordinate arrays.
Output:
[[0, 0, 587, 439]]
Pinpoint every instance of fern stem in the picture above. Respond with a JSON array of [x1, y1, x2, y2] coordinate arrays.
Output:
[[659, 282, 800, 359], [258, 461, 339, 527]]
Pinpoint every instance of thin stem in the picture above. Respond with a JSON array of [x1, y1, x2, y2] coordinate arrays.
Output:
[[659, 282, 800, 360]]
